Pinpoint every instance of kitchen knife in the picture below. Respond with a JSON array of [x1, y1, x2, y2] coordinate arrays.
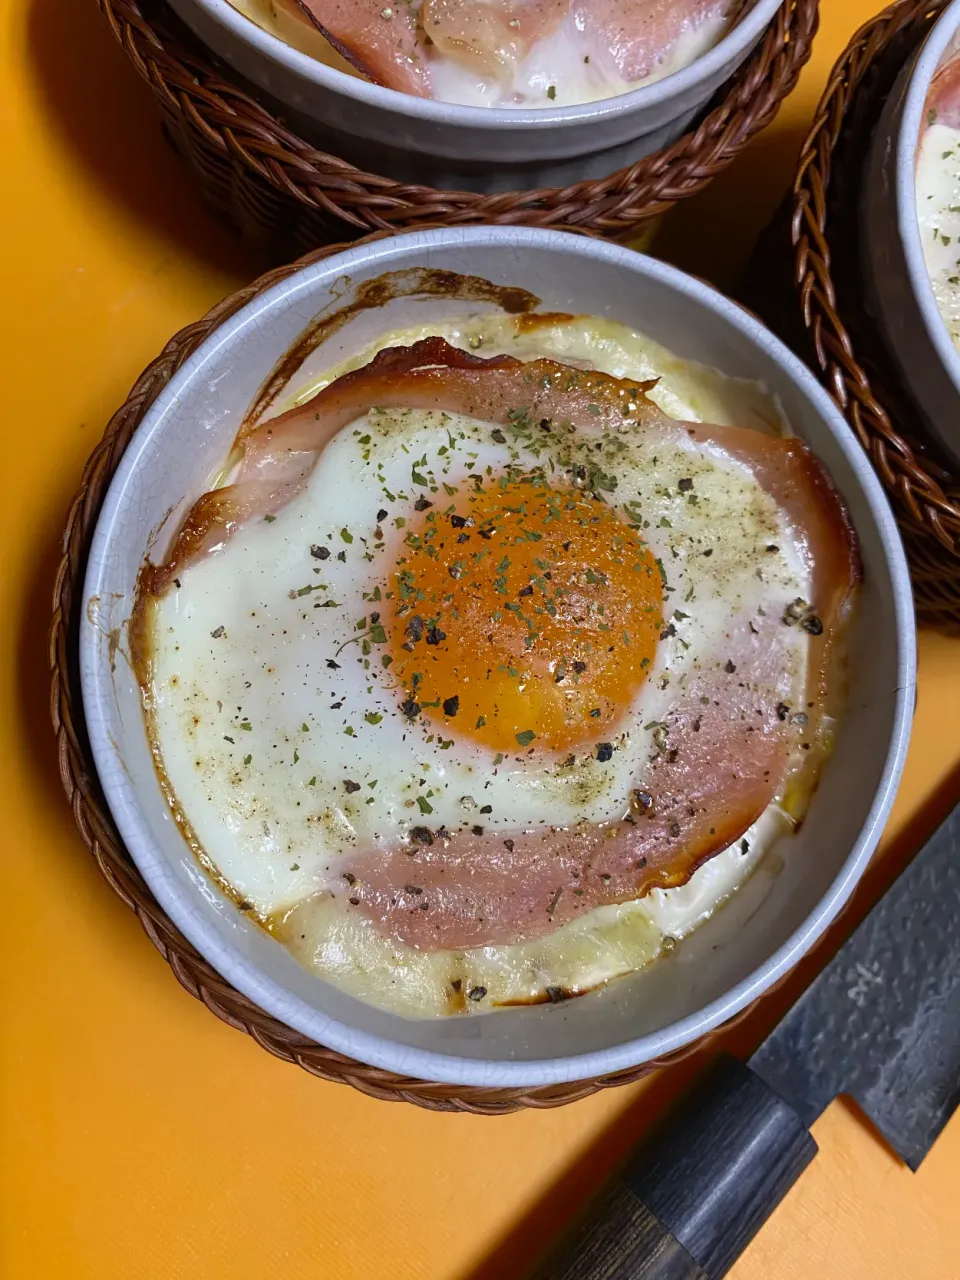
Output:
[[531, 800, 960, 1280]]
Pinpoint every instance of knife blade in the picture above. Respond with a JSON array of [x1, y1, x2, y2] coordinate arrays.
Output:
[[749, 801, 960, 1172], [531, 802, 960, 1280]]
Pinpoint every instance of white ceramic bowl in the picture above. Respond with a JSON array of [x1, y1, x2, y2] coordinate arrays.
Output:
[[863, 0, 960, 467], [81, 227, 914, 1089], [167, 0, 785, 191]]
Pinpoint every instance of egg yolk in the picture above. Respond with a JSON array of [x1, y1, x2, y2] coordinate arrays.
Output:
[[384, 478, 663, 752]]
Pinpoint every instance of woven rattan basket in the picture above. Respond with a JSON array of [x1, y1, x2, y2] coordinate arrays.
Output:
[[96, 0, 818, 256], [748, 0, 960, 626], [53, 234, 779, 1113]]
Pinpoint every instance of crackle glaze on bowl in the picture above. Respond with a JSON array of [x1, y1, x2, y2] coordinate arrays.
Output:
[[81, 227, 914, 1088]]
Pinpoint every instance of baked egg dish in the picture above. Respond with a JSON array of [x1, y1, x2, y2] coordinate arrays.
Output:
[[133, 304, 858, 1016]]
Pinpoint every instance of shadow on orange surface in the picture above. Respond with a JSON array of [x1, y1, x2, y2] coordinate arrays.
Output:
[[25, 0, 259, 279], [464, 735, 960, 1280]]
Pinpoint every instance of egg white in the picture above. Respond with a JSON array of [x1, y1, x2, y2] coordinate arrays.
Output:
[[144, 313, 814, 1015], [917, 117, 960, 351], [427, 8, 733, 109]]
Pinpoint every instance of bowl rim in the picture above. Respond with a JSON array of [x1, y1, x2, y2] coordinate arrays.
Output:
[[895, 0, 960, 404], [186, 0, 784, 131], [81, 226, 916, 1088]]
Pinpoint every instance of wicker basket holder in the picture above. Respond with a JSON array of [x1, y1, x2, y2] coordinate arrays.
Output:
[[747, 0, 960, 627], [97, 0, 818, 255], [53, 237, 785, 1113]]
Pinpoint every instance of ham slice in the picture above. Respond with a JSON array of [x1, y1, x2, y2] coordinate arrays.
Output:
[[151, 336, 858, 952], [576, 0, 734, 84], [291, 0, 431, 96], [291, 0, 737, 98], [343, 661, 790, 950], [152, 337, 662, 586], [927, 55, 960, 131]]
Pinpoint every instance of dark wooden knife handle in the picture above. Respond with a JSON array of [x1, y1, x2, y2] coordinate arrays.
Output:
[[531, 1055, 817, 1280]]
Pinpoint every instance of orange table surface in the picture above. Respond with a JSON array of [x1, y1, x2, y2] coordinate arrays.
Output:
[[2, 3, 958, 1278]]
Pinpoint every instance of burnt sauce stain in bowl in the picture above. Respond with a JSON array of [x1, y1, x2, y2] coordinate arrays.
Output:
[[242, 266, 541, 431]]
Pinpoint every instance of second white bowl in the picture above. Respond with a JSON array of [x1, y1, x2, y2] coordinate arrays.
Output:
[[80, 227, 914, 1088], [863, 0, 960, 467], [166, 0, 787, 191]]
